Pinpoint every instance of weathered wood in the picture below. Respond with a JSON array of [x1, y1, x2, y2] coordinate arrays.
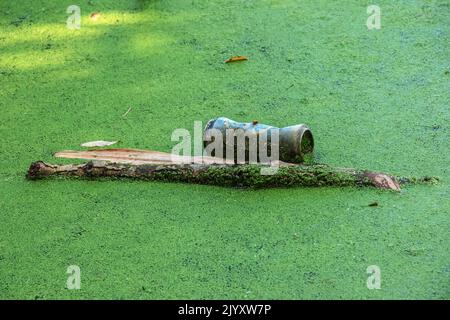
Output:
[[54, 148, 237, 165]]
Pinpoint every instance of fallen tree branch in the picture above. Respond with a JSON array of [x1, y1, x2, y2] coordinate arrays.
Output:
[[26, 160, 437, 191], [26, 149, 438, 190]]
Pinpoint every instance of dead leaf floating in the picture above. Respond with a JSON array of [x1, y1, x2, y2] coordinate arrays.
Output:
[[80, 140, 118, 148], [225, 56, 248, 63]]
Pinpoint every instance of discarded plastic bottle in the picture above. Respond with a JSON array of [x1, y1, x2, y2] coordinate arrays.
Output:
[[203, 117, 314, 164]]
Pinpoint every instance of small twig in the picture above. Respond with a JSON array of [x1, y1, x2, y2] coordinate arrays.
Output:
[[122, 107, 132, 118]]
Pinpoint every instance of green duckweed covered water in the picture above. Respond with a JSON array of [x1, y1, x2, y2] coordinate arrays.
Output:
[[0, 0, 449, 299]]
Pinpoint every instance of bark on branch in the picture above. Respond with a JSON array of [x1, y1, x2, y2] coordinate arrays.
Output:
[[26, 149, 437, 190], [26, 160, 436, 191]]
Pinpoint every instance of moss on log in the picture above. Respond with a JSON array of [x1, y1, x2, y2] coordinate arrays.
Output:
[[25, 160, 438, 190]]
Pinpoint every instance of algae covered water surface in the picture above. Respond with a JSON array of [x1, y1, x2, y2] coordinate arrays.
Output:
[[0, 0, 449, 299]]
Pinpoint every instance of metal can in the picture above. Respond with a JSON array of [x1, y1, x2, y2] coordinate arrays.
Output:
[[203, 117, 314, 163]]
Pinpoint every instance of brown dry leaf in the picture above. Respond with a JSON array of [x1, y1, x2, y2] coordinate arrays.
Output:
[[225, 56, 248, 63]]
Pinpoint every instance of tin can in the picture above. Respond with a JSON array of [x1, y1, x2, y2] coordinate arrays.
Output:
[[203, 117, 314, 163]]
